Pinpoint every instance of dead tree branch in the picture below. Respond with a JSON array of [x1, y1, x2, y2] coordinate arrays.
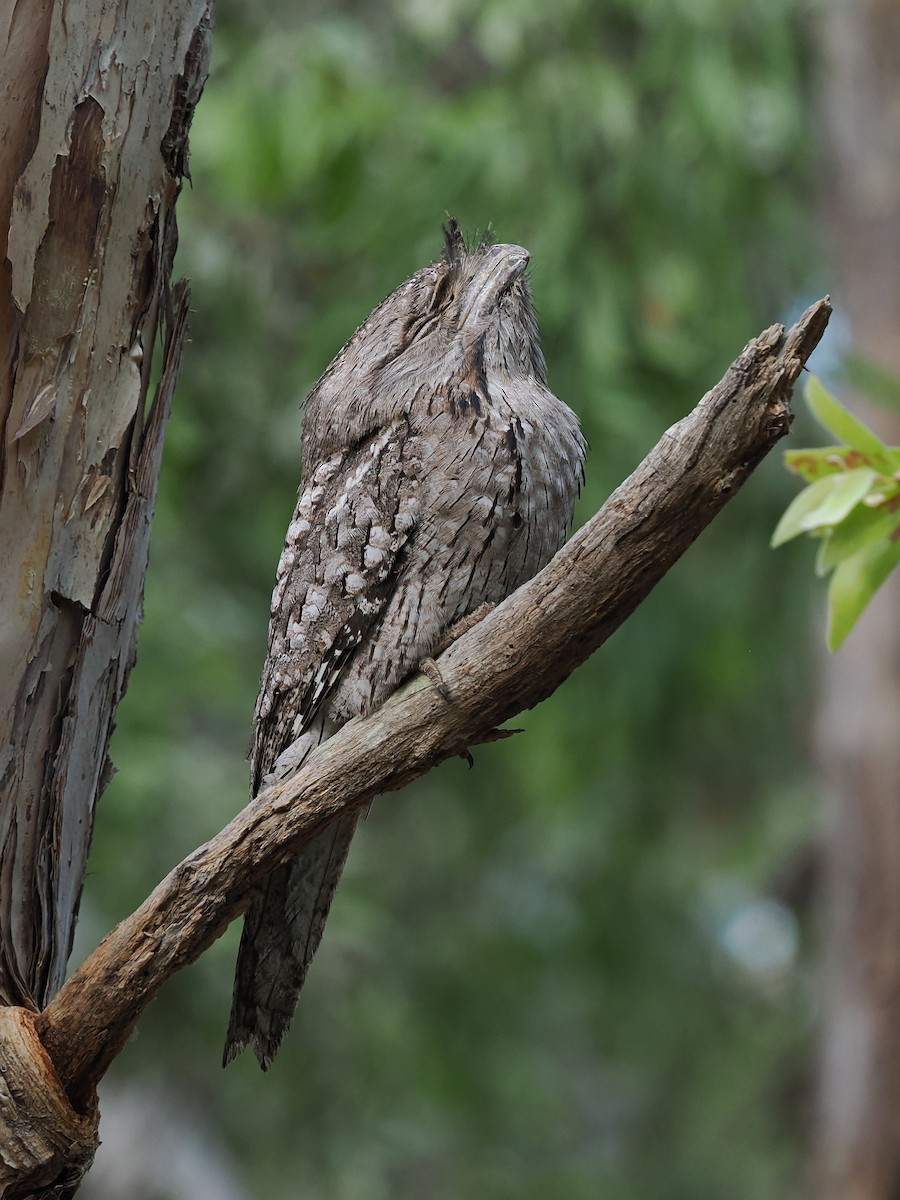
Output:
[[26, 296, 830, 1126]]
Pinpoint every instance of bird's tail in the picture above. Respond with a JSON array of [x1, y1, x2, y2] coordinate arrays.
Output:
[[223, 811, 360, 1068]]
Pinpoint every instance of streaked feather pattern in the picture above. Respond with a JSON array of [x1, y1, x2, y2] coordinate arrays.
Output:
[[225, 222, 585, 1067]]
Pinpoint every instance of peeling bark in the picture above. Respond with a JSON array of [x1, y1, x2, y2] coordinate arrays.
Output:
[[0, 2, 212, 1191], [0, 0, 212, 1016]]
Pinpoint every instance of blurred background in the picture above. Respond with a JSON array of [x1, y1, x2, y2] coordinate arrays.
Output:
[[75, 1, 900, 1197]]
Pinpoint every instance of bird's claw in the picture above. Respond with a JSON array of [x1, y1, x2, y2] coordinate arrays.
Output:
[[420, 656, 452, 702]]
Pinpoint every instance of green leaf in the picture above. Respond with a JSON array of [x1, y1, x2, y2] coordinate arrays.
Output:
[[827, 532, 900, 650], [771, 469, 876, 547], [784, 445, 882, 482], [772, 475, 840, 547], [817, 501, 900, 573], [806, 376, 890, 463], [798, 467, 877, 531]]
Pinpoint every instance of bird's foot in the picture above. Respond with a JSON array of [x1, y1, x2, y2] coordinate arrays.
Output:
[[420, 656, 452, 702], [432, 602, 495, 655], [420, 603, 495, 703]]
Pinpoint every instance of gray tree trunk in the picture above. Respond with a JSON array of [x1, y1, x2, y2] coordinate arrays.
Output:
[[0, 0, 210, 1008], [815, 2, 900, 1196], [0, 1, 211, 1194]]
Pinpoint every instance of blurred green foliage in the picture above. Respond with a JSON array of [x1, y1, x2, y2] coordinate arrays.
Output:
[[79, 1, 827, 1196]]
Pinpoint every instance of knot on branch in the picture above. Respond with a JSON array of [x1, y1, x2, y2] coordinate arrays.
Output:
[[0, 1008, 98, 1199]]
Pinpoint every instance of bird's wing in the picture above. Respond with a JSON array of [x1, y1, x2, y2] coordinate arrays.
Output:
[[250, 417, 419, 790], [226, 418, 420, 1068]]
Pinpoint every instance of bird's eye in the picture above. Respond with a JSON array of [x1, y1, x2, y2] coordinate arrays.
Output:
[[428, 272, 451, 312], [402, 273, 452, 345]]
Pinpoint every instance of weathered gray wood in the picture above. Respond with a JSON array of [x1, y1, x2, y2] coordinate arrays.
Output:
[[0, 0, 211, 1016], [34, 298, 830, 1111], [0, 1007, 96, 1199]]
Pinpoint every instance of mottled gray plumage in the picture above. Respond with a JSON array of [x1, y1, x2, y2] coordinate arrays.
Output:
[[224, 222, 585, 1068]]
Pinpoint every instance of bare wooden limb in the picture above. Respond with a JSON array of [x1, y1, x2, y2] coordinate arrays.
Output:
[[0, 1008, 96, 1199], [34, 297, 831, 1112]]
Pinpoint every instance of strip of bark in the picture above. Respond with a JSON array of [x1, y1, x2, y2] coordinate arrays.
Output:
[[35, 297, 830, 1111]]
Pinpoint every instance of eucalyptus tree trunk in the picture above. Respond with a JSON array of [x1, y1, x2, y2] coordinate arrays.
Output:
[[0, 1, 211, 1193], [815, 3, 900, 1196]]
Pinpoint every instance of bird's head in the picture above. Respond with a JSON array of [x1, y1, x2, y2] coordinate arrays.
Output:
[[406, 219, 546, 382], [303, 221, 547, 458]]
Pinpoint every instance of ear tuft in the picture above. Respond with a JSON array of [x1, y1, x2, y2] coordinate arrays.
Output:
[[442, 216, 467, 264], [478, 223, 495, 251]]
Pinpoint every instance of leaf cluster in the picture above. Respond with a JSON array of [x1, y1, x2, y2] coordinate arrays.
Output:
[[773, 377, 900, 649]]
